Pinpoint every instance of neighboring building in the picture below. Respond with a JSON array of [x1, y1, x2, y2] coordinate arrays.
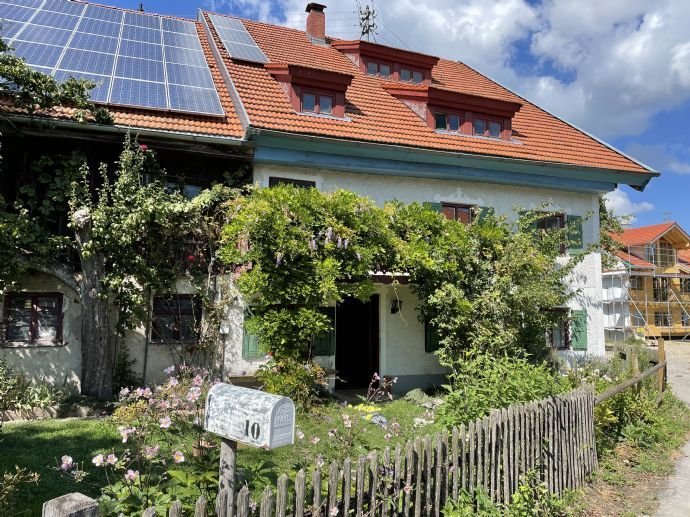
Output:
[[0, 1, 658, 393], [603, 222, 690, 343]]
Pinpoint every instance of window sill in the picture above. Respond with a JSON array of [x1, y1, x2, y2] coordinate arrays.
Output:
[[434, 129, 521, 145], [1, 341, 65, 348], [297, 111, 351, 122], [150, 341, 200, 346]]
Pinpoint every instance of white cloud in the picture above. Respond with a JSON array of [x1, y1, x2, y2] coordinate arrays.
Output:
[[604, 188, 654, 223], [624, 143, 690, 175]]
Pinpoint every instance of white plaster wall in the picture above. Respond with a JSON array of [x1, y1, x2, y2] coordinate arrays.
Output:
[[0, 272, 82, 391], [254, 164, 607, 357]]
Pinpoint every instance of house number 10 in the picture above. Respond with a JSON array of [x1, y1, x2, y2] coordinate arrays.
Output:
[[245, 420, 260, 439]]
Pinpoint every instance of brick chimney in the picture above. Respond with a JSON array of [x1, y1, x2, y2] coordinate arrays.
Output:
[[305, 3, 327, 43]]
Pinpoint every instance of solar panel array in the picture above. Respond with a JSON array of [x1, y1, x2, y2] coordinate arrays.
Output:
[[0, 0, 225, 116], [208, 13, 268, 64]]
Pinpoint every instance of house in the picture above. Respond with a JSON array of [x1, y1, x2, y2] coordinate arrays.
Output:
[[0, 0, 658, 393], [603, 222, 690, 343]]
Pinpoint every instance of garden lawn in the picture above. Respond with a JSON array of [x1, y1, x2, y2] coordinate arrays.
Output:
[[0, 418, 120, 516], [1, 397, 440, 512]]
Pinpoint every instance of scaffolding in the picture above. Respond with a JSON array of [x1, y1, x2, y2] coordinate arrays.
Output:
[[603, 244, 690, 344]]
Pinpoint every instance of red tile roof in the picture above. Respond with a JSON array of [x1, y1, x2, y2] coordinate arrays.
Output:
[[679, 249, 690, 264], [206, 13, 652, 174], [613, 250, 655, 269], [613, 222, 677, 247]]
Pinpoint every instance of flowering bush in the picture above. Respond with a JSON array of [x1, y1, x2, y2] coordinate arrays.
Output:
[[59, 365, 222, 515], [256, 358, 328, 411]]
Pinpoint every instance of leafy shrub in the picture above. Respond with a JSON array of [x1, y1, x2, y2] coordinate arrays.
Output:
[[0, 465, 40, 514], [0, 358, 68, 411], [438, 352, 567, 426], [256, 358, 328, 411]]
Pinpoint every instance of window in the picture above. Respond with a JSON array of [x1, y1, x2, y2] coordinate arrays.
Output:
[[401, 68, 424, 84], [366, 60, 392, 78], [473, 117, 503, 138], [631, 311, 646, 327], [629, 276, 643, 290], [653, 277, 669, 302], [268, 177, 316, 189], [534, 213, 565, 254], [424, 320, 441, 353], [655, 311, 671, 327], [547, 310, 569, 349], [151, 295, 201, 343], [441, 203, 473, 224], [3, 293, 62, 345], [681, 278, 690, 294], [300, 92, 335, 115], [434, 112, 462, 132]]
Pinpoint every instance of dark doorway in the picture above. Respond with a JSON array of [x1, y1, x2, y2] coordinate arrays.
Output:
[[335, 295, 380, 389]]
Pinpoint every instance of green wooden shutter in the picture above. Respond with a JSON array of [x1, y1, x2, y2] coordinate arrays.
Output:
[[242, 308, 263, 359], [475, 206, 495, 224], [314, 307, 336, 356], [567, 215, 584, 252], [571, 310, 588, 351], [424, 320, 441, 353], [426, 202, 442, 213]]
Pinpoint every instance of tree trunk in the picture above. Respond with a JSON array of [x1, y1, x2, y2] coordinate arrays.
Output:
[[73, 208, 114, 399]]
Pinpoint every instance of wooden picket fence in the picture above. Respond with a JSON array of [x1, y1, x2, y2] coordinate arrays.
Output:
[[44, 386, 598, 517]]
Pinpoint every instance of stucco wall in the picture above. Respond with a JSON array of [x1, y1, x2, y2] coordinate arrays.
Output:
[[0, 272, 82, 391], [253, 163, 607, 358]]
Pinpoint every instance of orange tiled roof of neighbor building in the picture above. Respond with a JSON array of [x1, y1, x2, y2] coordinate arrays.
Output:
[[613, 250, 655, 269], [678, 249, 690, 264], [204, 12, 654, 174], [613, 222, 678, 247]]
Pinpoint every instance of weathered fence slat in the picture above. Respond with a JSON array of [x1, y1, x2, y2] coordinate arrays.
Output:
[[236, 487, 250, 517], [357, 455, 367, 517], [295, 469, 306, 517], [312, 467, 322, 516], [413, 438, 423, 517], [342, 458, 352, 517], [259, 487, 274, 517], [403, 440, 414, 516], [276, 475, 288, 517]]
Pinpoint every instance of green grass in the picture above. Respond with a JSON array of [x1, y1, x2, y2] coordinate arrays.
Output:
[[0, 418, 119, 516], [1, 397, 437, 513]]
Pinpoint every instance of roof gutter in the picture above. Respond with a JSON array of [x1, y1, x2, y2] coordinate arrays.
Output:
[[246, 127, 659, 190], [5, 114, 253, 148]]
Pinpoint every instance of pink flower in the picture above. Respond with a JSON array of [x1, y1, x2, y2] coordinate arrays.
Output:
[[119, 387, 130, 399], [141, 387, 152, 399], [173, 451, 185, 464], [159, 416, 172, 429], [124, 469, 139, 482], [91, 454, 105, 467], [118, 426, 136, 443], [60, 455, 73, 471], [168, 377, 179, 388], [139, 144, 148, 151], [192, 375, 203, 387], [164, 365, 175, 375], [329, 507, 339, 517], [403, 484, 413, 494], [186, 387, 201, 402], [106, 454, 117, 466], [144, 445, 160, 459]]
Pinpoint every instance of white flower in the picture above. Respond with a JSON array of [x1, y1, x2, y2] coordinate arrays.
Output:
[[296, 430, 305, 440], [330, 506, 339, 516], [106, 453, 118, 465], [173, 451, 185, 464], [310, 436, 320, 445], [159, 416, 172, 429], [124, 469, 139, 482], [91, 454, 105, 467], [60, 455, 73, 471], [164, 365, 175, 375], [144, 445, 160, 459]]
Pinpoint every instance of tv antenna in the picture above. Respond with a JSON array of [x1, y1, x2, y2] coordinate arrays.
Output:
[[357, 1, 378, 41]]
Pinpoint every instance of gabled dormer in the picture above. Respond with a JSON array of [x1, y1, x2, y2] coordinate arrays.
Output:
[[266, 63, 353, 119], [331, 40, 439, 85], [381, 83, 522, 141]]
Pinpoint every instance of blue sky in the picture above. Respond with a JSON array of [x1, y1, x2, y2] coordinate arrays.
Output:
[[108, 0, 690, 229]]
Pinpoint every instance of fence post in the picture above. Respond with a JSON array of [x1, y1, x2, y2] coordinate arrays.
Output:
[[658, 338, 666, 396], [42, 493, 99, 517]]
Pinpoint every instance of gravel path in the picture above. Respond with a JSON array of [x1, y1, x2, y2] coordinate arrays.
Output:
[[653, 341, 690, 517]]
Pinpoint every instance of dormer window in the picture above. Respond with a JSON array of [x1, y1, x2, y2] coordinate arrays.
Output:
[[366, 60, 392, 79], [473, 118, 502, 138], [301, 92, 333, 114], [401, 68, 424, 84], [265, 63, 353, 119], [435, 112, 461, 132]]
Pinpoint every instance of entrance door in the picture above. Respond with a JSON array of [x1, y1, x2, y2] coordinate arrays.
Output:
[[335, 295, 380, 389]]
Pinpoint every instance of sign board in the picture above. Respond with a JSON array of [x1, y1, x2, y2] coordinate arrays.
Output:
[[204, 383, 295, 449]]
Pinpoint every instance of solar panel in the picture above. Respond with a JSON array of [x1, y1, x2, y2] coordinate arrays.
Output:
[[1, 0, 225, 116], [53, 70, 111, 103], [208, 13, 268, 64]]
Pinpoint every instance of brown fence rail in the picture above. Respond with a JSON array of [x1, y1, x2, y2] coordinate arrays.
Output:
[[43, 387, 598, 517]]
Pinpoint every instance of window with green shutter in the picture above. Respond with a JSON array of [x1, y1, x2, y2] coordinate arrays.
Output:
[[426, 202, 442, 213], [566, 215, 584, 253], [571, 309, 588, 351], [242, 308, 263, 359], [313, 307, 336, 356], [424, 320, 441, 353]]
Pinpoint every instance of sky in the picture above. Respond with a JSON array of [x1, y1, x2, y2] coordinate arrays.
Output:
[[107, 0, 690, 229]]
